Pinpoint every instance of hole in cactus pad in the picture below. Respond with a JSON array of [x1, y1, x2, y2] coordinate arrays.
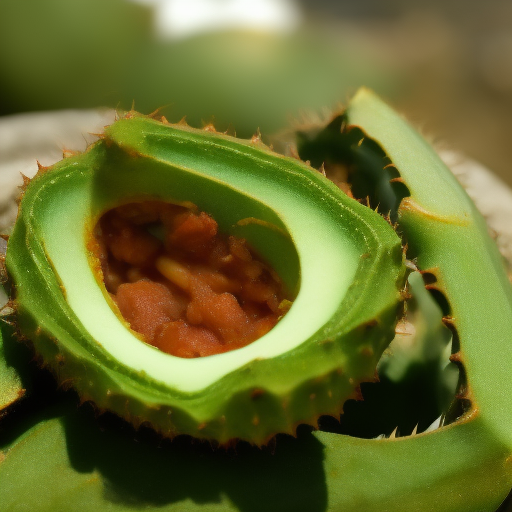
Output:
[[91, 201, 294, 358]]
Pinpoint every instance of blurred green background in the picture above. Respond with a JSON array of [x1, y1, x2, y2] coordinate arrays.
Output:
[[1, 0, 511, 185]]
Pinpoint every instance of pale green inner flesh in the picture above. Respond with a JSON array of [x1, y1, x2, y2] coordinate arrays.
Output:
[[41, 177, 358, 393]]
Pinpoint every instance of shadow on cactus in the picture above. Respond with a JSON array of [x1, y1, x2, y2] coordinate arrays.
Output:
[[1, 89, 512, 512]]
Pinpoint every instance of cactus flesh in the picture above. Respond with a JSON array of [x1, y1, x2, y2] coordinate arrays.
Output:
[[1, 89, 512, 511]]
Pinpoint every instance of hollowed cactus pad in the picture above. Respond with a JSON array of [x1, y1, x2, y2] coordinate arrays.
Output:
[[1, 89, 512, 512], [4, 101, 405, 444]]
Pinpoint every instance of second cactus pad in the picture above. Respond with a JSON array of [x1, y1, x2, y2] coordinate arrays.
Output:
[[6, 113, 405, 443]]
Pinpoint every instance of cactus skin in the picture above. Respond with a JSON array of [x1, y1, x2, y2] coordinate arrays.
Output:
[[5, 112, 405, 444], [312, 88, 512, 511], [0, 328, 25, 416], [1, 89, 512, 512]]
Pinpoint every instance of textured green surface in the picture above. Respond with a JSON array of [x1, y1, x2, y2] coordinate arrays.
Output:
[[5, 114, 405, 443], [0, 406, 508, 512], [0, 325, 24, 415], [347, 88, 512, 447], [2, 89, 512, 511], [0, 414, 322, 512], [319, 88, 512, 510]]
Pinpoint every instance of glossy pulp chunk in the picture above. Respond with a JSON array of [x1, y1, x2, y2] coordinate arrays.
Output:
[[93, 201, 292, 358]]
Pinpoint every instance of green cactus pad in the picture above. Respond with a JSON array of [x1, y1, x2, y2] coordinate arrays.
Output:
[[302, 88, 512, 511], [0, 326, 25, 415], [5, 113, 405, 443], [2, 89, 512, 512]]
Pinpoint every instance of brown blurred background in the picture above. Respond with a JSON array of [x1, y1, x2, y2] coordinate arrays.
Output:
[[1, 0, 511, 186]]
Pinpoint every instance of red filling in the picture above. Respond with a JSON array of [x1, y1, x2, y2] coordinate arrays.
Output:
[[93, 201, 292, 358]]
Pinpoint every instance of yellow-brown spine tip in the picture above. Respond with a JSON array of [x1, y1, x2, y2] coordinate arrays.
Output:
[[203, 123, 217, 133], [62, 148, 80, 159], [20, 173, 31, 191]]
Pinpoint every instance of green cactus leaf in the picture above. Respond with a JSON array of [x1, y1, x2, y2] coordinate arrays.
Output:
[[0, 412, 328, 512], [0, 408, 509, 512], [5, 113, 405, 444], [306, 88, 512, 511], [317, 419, 512, 512], [3, 88, 512, 512], [0, 324, 25, 415], [345, 88, 512, 444]]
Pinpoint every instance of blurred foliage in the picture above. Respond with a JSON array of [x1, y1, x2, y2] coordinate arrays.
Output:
[[0, 0, 396, 137], [1, 0, 511, 183]]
